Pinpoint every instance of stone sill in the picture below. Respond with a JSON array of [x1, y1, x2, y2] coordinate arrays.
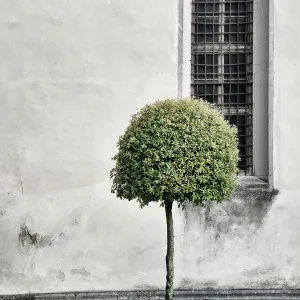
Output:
[[235, 176, 278, 201], [237, 176, 269, 189]]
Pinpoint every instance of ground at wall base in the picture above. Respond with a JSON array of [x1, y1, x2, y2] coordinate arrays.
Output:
[[1, 289, 300, 300]]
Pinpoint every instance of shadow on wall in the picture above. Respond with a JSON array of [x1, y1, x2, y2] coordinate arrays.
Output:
[[181, 179, 300, 289]]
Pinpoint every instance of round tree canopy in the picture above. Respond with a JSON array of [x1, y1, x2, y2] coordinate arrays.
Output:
[[110, 98, 239, 208]]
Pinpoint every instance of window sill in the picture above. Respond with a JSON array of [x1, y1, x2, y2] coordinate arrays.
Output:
[[236, 176, 278, 201]]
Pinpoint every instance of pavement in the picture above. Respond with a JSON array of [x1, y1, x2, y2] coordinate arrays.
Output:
[[1, 289, 300, 300]]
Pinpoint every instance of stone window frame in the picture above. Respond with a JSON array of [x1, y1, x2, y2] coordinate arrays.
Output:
[[177, 0, 271, 184]]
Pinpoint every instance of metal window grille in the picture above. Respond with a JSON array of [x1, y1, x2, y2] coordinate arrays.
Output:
[[191, 0, 253, 175]]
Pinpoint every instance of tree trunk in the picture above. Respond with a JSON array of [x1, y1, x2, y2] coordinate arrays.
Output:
[[164, 200, 174, 300]]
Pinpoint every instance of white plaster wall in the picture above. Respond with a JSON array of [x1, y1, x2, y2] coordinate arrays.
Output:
[[273, 0, 300, 190], [0, 0, 181, 293]]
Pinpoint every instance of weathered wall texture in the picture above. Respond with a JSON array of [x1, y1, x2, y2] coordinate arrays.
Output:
[[273, 0, 300, 191], [0, 0, 181, 293], [2, 0, 300, 294]]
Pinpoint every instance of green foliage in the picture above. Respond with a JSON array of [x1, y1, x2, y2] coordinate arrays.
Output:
[[110, 98, 239, 208]]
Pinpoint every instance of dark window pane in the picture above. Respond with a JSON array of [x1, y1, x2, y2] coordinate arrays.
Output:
[[239, 94, 246, 103], [239, 84, 246, 93], [231, 85, 238, 93], [224, 55, 229, 65], [196, 34, 217, 43], [196, 3, 219, 14], [239, 24, 246, 32], [231, 54, 237, 64], [194, 65, 205, 74], [224, 85, 230, 94], [231, 95, 238, 103], [239, 145, 246, 156], [197, 54, 205, 64], [238, 33, 246, 42], [196, 24, 218, 33], [237, 115, 246, 125], [205, 95, 218, 103], [231, 34, 238, 42], [239, 64, 246, 73], [206, 66, 214, 74], [239, 136, 246, 147], [238, 126, 246, 136], [239, 54, 246, 63], [232, 65, 238, 73], [225, 3, 238, 12], [239, 3, 247, 12], [192, 0, 253, 174]]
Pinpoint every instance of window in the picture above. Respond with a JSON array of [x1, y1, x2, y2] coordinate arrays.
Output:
[[191, 0, 253, 175]]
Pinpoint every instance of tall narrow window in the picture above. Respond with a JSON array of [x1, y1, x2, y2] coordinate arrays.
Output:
[[191, 0, 253, 175]]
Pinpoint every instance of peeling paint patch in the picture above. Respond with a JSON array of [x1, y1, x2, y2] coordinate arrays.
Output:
[[56, 270, 65, 282], [70, 267, 91, 278]]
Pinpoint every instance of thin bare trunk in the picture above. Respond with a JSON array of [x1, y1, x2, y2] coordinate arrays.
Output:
[[164, 200, 174, 300]]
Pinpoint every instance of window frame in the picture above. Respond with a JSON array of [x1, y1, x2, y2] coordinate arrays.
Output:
[[178, 0, 270, 180]]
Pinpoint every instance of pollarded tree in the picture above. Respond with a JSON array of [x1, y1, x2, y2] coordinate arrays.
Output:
[[110, 99, 239, 300]]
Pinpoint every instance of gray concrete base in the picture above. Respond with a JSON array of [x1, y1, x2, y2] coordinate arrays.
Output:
[[1, 289, 300, 300]]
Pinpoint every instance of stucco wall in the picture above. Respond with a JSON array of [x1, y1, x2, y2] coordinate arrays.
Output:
[[273, 0, 300, 190], [0, 0, 181, 293], [2, 0, 299, 294]]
